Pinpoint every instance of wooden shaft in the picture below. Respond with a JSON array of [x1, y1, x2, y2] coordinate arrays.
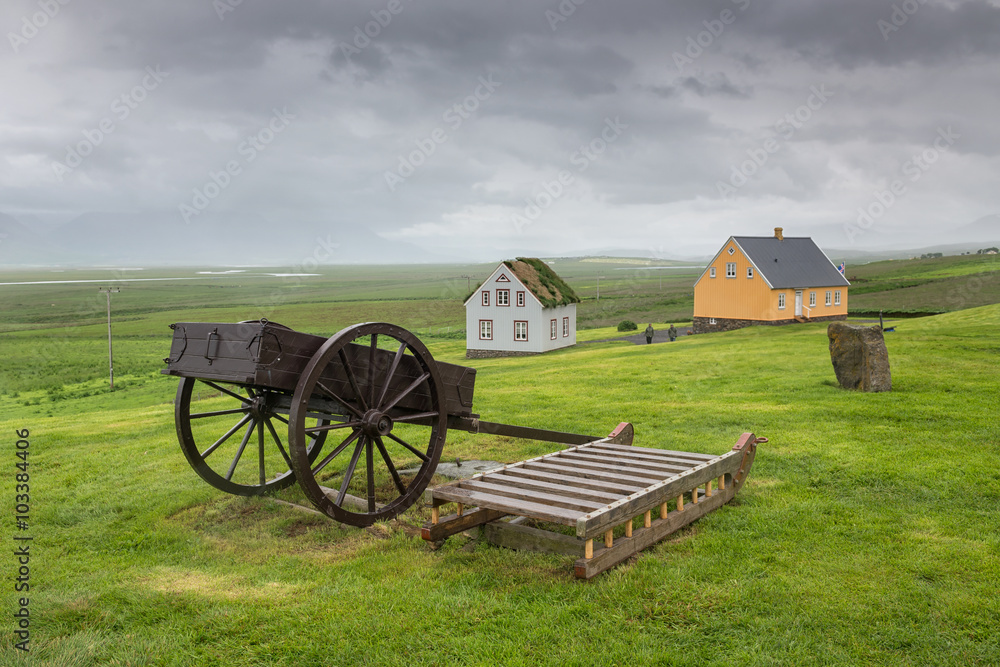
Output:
[[605, 529, 613, 548], [706, 480, 713, 498], [585, 539, 594, 559], [644, 510, 651, 528], [692, 487, 699, 504], [677, 495, 684, 512], [625, 520, 633, 538], [718, 474, 725, 490], [431, 507, 439, 525], [456, 503, 464, 517], [660, 502, 668, 519]]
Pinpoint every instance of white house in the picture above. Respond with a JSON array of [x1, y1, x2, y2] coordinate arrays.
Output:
[[464, 258, 580, 358]]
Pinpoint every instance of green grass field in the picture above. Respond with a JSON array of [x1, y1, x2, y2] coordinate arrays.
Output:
[[1, 259, 999, 665]]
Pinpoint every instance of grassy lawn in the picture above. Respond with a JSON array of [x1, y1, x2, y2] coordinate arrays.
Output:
[[1, 276, 998, 664]]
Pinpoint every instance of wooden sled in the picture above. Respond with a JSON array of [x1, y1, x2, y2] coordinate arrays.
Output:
[[422, 424, 762, 579]]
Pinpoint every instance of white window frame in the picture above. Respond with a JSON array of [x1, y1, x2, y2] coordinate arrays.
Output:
[[809, 291, 816, 307], [514, 321, 528, 341], [479, 320, 492, 340], [709, 317, 717, 324], [835, 290, 841, 306], [747, 267, 754, 279], [481, 291, 489, 307], [726, 262, 736, 278], [778, 293, 786, 310], [496, 289, 509, 306], [550, 319, 557, 340], [710, 267, 717, 278], [728, 247, 735, 255], [562, 317, 569, 337], [825, 290, 832, 306]]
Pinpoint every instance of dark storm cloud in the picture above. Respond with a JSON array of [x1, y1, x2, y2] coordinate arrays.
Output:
[[1, 0, 998, 263]]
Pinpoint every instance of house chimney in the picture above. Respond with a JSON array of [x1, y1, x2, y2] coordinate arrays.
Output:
[[774, 227, 784, 241]]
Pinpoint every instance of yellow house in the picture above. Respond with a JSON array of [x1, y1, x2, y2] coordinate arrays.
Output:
[[693, 228, 849, 333]]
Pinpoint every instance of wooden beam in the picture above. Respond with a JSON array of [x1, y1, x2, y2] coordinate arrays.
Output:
[[483, 521, 583, 557], [421, 507, 508, 541]]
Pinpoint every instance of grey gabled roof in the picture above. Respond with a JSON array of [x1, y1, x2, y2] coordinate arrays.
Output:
[[732, 236, 850, 289]]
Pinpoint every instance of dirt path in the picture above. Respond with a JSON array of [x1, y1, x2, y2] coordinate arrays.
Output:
[[583, 326, 693, 345]]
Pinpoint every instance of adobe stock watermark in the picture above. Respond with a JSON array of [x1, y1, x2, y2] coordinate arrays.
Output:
[[716, 84, 833, 198], [8, 0, 72, 54], [545, 0, 588, 32], [383, 74, 501, 192], [844, 125, 959, 244], [178, 107, 295, 224], [511, 116, 629, 233], [877, 0, 927, 41], [337, 0, 413, 60], [51, 66, 169, 182], [673, 0, 751, 72]]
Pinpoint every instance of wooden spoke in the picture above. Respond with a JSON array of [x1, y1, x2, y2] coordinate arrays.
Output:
[[336, 436, 367, 507], [338, 348, 369, 413], [375, 436, 407, 495], [264, 418, 294, 471], [386, 431, 430, 462], [367, 334, 378, 406], [190, 407, 248, 420], [303, 421, 361, 434], [376, 341, 407, 408], [315, 380, 365, 420], [200, 413, 253, 459], [381, 371, 431, 413], [257, 420, 266, 485], [366, 436, 376, 513], [202, 380, 250, 404], [225, 419, 256, 481], [312, 428, 362, 476], [391, 411, 439, 424]]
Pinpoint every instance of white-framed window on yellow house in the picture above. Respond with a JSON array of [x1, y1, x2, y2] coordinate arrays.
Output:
[[747, 267, 754, 279], [710, 267, 716, 278], [809, 291, 816, 307], [726, 262, 736, 278], [778, 293, 785, 309], [825, 290, 832, 306], [835, 290, 841, 306], [709, 317, 716, 324]]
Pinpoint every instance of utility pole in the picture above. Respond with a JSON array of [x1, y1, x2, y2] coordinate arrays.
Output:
[[99, 287, 120, 389]]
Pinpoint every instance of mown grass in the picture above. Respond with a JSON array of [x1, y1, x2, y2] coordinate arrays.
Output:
[[1, 287, 999, 664]]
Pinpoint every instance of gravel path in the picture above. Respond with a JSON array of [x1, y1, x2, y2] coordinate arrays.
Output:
[[583, 326, 693, 345]]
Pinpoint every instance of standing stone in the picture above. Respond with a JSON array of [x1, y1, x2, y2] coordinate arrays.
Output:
[[827, 322, 892, 392]]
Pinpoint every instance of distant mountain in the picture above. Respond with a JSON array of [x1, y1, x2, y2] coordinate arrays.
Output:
[[952, 214, 1000, 244]]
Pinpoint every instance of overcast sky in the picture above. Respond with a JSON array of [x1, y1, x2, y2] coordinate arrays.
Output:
[[2, 0, 999, 261]]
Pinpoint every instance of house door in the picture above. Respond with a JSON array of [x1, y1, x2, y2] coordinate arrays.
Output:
[[794, 290, 803, 317]]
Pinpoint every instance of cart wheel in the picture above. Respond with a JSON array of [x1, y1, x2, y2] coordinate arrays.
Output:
[[289, 323, 447, 526], [175, 378, 329, 496]]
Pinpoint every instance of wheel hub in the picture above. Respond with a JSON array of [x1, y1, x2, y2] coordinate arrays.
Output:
[[361, 409, 393, 437]]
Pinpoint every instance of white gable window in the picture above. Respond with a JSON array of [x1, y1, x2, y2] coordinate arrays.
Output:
[[516, 291, 525, 307], [835, 290, 841, 306], [747, 267, 754, 279], [809, 291, 816, 307], [825, 290, 832, 306], [514, 321, 528, 341], [562, 317, 569, 337], [726, 262, 736, 278], [497, 289, 509, 306], [778, 293, 786, 309], [479, 320, 492, 340], [728, 247, 735, 255], [550, 319, 557, 340], [482, 291, 490, 307], [710, 267, 717, 278]]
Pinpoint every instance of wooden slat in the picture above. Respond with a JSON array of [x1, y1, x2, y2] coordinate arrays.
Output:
[[483, 521, 583, 557], [555, 450, 690, 475], [431, 486, 585, 526], [584, 445, 709, 469], [496, 466, 647, 495], [422, 506, 507, 541], [459, 480, 606, 512], [525, 461, 659, 488], [589, 442, 716, 461], [546, 456, 666, 482], [483, 472, 627, 503]]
